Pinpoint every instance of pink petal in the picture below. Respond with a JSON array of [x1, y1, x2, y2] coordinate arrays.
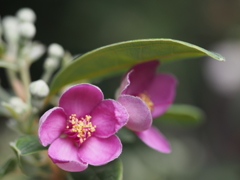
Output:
[[90, 99, 128, 138], [48, 137, 88, 172], [59, 84, 103, 118], [78, 135, 122, 166], [122, 60, 159, 95], [117, 95, 152, 131], [146, 74, 177, 118], [135, 126, 171, 153], [118, 70, 132, 95], [38, 107, 67, 146]]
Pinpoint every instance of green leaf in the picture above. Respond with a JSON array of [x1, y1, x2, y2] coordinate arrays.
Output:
[[10, 135, 47, 156], [0, 158, 17, 178], [155, 104, 205, 125], [71, 158, 123, 180], [49, 38, 224, 95], [10, 135, 48, 176]]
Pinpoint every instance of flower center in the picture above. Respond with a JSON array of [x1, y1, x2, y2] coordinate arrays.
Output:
[[65, 114, 96, 145], [138, 93, 154, 111]]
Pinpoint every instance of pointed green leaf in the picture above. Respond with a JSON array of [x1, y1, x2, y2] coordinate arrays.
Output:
[[10, 135, 48, 176], [49, 39, 224, 95], [155, 104, 205, 125], [71, 158, 123, 180], [0, 158, 17, 178], [10, 135, 47, 156]]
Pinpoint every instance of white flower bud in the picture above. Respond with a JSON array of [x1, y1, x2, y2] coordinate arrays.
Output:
[[48, 43, 64, 58], [2, 16, 19, 43], [44, 57, 60, 71], [9, 97, 27, 114], [204, 40, 240, 97], [19, 22, 36, 39], [29, 80, 49, 98], [29, 43, 45, 61], [16, 8, 36, 23], [62, 51, 73, 67]]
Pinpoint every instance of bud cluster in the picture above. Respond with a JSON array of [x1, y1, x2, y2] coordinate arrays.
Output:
[[0, 8, 71, 116]]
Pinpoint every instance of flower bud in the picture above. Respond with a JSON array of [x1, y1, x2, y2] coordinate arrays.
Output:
[[2, 16, 19, 43], [62, 51, 73, 67], [16, 8, 36, 23], [204, 40, 240, 97], [44, 57, 60, 71], [29, 80, 49, 98], [9, 97, 27, 114], [48, 43, 64, 58], [29, 42, 45, 61], [19, 22, 36, 39]]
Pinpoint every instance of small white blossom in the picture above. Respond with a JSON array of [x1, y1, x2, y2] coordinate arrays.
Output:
[[19, 22, 36, 39], [48, 43, 64, 58], [2, 16, 19, 43], [29, 80, 49, 98], [29, 42, 46, 61], [44, 57, 60, 70], [9, 97, 27, 114], [16, 8, 36, 23], [204, 40, 240, 97]]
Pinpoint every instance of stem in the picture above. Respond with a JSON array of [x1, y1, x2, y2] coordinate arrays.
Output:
[[26, 108, 38, 133], [18, 40, 32, 104], [66, 173, 74, 180], [0, 60, 18, 71], [49, 159, 67, 180], [6, 66, 26, 101], [18, 59, 31, 104], [41, 69, 53, 84], [4, 43, 27, 101]]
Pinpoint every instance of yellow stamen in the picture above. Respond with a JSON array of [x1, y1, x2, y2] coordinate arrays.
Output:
[[66, 114, 97, 144], [138, 93, 154, 111]]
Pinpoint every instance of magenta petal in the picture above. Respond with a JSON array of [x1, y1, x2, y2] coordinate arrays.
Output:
[[78, 135, 122, 166], [91, 99, 128, 138], [118, 70, 132, 95], [146, 74, 177, 118], [123, 60, 159, 95], [48, 137, 88, 172], [135, 126, 171, 153], [117, 95, 152, 131], [38, 107, 67, 146], [59, 84, 103, 117]]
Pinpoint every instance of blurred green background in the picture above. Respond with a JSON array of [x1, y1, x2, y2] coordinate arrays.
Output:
[[1, 0, 240, 179]]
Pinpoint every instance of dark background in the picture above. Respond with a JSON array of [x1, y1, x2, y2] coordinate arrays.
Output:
[[1, 0, 240, 179]]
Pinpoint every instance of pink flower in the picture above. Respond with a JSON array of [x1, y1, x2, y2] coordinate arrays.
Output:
[[38, 84, 128, 172], [117, 60, 177, 153]]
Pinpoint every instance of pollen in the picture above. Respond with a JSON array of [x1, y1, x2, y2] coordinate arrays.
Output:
[[66, 114, 96, 144], [138, 93, 154, 111]]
